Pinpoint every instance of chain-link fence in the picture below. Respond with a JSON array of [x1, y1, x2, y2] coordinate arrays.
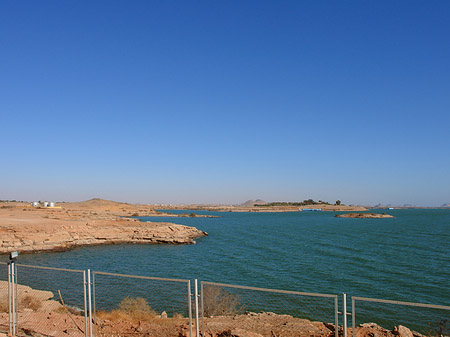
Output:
[[92, 271, 193, 337], [15, 264, 87, 337], [1, 262, 449, 337], [0, 262, 9, 334], [351, 296, 450, 336], [200, 281, 338, 337]]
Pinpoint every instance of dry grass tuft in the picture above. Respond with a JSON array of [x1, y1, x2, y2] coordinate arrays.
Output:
[[97, 296, 157, 322]]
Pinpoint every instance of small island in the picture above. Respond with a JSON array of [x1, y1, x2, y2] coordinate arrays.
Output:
[[335, 213, 394, 219]]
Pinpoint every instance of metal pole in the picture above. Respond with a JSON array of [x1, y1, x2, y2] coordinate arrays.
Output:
[[188, 280, 193, 337], [92, 272, 97, 337], [201, 282, 204, 337], [334, 296, 339, 337], [343, 293, 347, 337], [194, 279, 199, 337], [15, 263, 18, 336], [12, 261, 17, 336], [83, 271, 88, 337], [87, 269, 93, 337], [8, 263, 12, 335], [352, 298, 356, 337]]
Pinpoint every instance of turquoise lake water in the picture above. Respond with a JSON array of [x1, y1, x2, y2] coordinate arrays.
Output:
[[2, 209, 449, 331]]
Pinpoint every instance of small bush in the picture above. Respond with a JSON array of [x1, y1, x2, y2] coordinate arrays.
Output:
[[189, 213, 197, 217], [203, 285, 242, 316], [131, 213, 139, 217], [119, 296, 153, 313]]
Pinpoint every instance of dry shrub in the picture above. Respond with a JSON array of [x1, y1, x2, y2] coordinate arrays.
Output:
[[55, 305, 82, 315], [203, 285, 242, 316], [19, 295, 42, 311], [97, 297, 157, 322]]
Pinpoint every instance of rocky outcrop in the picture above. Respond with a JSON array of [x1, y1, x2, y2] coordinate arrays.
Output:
[[335, 213, 394, 218], [0, 205, 207, 254], [0, 281, 63, 313], [202, 312, 333, 337], [0, 220, 207, 254], [393, 325, 415, 337]]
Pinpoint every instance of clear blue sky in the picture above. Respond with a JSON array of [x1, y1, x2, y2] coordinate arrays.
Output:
[[1, 1, 449, 206]]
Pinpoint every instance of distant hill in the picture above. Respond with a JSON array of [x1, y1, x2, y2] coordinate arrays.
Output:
[[441, 203, 450, 208], [239, 199, 267, 207], [65, 198, 132, 210]]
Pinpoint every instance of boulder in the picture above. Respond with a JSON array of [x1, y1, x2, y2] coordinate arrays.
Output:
[[393, 325, 414, 337]]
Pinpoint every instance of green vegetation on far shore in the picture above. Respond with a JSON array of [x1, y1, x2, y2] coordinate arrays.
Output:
[[256, 199, 342, 207]]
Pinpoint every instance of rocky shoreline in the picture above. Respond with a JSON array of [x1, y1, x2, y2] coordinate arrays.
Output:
[[0, 200, 208, 254], [163, 204, 368, 213], [0, 300, 429, 337], [335, 212, 394, 218]]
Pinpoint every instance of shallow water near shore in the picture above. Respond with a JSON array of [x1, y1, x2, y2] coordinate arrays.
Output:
[[2, 209, 449, 330]]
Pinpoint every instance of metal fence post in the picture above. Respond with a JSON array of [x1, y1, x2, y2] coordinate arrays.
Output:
[[188, 280, 193, 337], [8, 260, 17, 336], [87, 269, 93, 337], [7, 262, 13, 336], [83, 270, 88, 337], [343, 293, 347, 337], [92, 272, 97, 337], [352, 297, 356, 337], [14, 262, 18, 336], [335, 296, 339, 337], [194, 279, 200, 337], [201, 282, 205, 337]]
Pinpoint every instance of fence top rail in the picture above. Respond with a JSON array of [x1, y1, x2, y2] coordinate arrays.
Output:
[[0, 262, 7, 265], [16, 263, 85, 274], [92, 270, 189, 283], [352, 296, 450, 311], [202, 281, 338, 299]]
